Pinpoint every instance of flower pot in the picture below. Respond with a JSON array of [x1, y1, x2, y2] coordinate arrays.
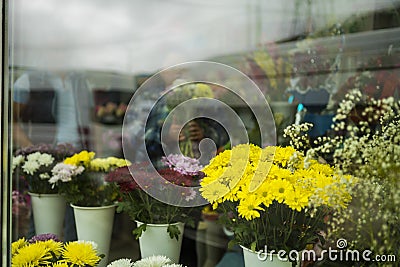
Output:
[[241, 245, 299, 267], [28, 192, 66, 238], [136, 221, 184, 263], [71, 204, 116, 267]]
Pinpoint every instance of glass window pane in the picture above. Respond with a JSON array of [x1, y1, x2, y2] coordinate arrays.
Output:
[[6, 1, 400, 266]]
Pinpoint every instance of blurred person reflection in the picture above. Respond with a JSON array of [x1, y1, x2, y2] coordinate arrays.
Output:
[[124, 51, 189, 165], [12, 69, 93, 242], [13, 69, 92, 150]]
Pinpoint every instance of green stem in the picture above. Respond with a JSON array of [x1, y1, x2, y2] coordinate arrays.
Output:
[[284, 209, 296, 245], [137, 191, 152, 223], [253, 220, 259, 249]]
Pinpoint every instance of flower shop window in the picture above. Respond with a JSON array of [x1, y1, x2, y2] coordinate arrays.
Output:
[[4, 1, 400, 267]]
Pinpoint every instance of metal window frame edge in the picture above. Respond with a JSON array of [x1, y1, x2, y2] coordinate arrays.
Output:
[[1, 0, 11, 266]]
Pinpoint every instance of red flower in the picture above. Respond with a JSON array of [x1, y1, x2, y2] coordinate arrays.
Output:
[[105, 166, 138, 192], [158, 168, 196, 187]]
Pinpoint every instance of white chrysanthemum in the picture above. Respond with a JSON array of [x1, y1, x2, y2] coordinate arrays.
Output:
[[132, 255, 171, 267], [12, 155, 24, 170], [107, 258, 134, 267], [38, 153, 54, 166], [39, 172, 50, 180], [163, 264, 184, 267], [26, 152, 42, 161], [22, 160, 40, 175]]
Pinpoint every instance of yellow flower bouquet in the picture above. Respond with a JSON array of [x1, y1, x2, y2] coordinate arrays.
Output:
[[49, 150, 130, 207], [200, 144, 354, 257], [12, 234, 102, 267]]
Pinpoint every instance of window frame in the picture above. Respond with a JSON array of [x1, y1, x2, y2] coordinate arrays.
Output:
[[1, 0, 11, 266]]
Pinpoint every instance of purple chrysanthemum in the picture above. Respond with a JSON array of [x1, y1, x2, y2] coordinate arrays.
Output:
[[28, 233, 61, 243]]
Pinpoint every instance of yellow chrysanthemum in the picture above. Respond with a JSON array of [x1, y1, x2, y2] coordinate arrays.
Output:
[[247, 144, 262, 163], [202, 166, 226, 185], [237, 194, 264, 220], [269, 179, 293, 203], [200, 143, 354, 218], [114, 158, 131, 167], [252, 182, 274, 208], [260, 146, 276, 161], [11, 238, 27, 256], [313, 174, 334, 189], [12, 242, 52, 267], [222, 185, 240, 202], [249, 160, 272, 192], [42, 240, 63, 258], [52, 262, 69, 267], [61, 242, 101, 267], [200, 181, 229, 204], [206, 150, 231, 170], [64, 150, 130, 173], [284, 187, 310, 212], [295, 168, 314, 180], [274, 146, 296, 167], [312, 162, 334, 175], [64, 150, 95, 167], [268, 164, 292, 180], [220, 165, 245, 189], [89, 158, 110, 172]]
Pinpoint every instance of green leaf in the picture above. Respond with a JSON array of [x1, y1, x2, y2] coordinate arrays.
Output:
[[167, 224, 181, 240], [132, 223, 147, 239], [250, 241, 257, 252], [227, 239, 238, 250], [116, 203, 125, 213], [186, 218, 195, 229]]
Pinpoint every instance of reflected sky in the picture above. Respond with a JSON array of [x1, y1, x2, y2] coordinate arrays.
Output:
[[9, 0, 399, 73]]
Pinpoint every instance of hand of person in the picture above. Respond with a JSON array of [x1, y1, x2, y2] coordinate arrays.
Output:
[[187, 121, 204, 141]]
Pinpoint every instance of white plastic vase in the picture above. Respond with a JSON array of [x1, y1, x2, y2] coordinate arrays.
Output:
[[241, 245, 299, 267], [72, 204, 116, 267], [136, 221, 184, 263], [28, 192, 66, 238]]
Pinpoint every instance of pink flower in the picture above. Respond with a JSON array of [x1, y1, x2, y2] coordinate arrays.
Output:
[[161, 154, 203, 176], [12, 191, 28, 216]]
